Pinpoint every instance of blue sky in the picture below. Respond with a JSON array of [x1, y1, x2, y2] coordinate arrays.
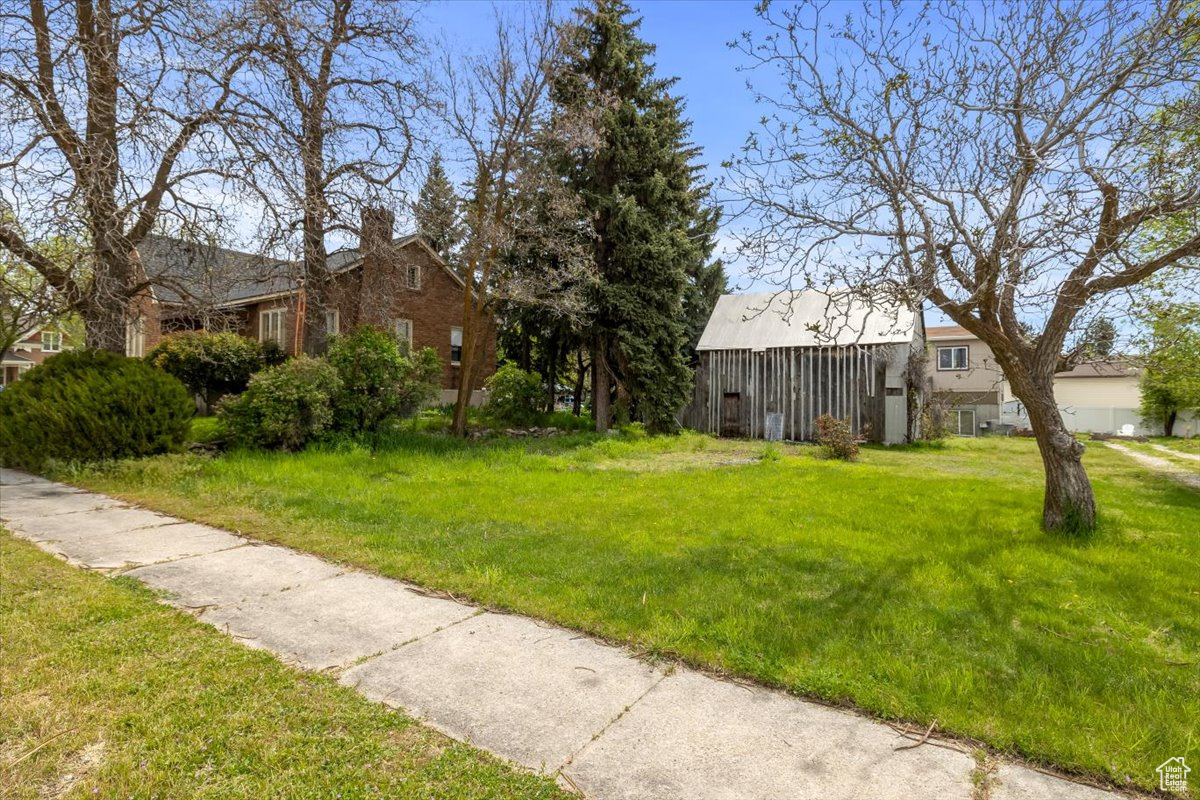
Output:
[[421, 1, 956, 325], [423, 1, 769, 280], [424, 1, 757, 193]]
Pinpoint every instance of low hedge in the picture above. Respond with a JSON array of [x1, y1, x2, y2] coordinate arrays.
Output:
[[0, 350, 193, 470]]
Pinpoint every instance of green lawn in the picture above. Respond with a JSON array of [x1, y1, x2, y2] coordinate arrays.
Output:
[[0, 534, 566, 799], [1152, 436, 1200, 455], [1113, 438, 1200, 473], [57, 433, 1200, 793]]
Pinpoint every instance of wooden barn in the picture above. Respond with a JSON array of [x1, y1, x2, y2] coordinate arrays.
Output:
[[681, 291, 925, 444]]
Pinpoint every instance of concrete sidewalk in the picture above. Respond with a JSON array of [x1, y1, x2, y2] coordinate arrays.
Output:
[[1, 468, 1128, 800]]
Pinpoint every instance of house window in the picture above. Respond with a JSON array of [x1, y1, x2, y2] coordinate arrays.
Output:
[[406, 264, 421, 290], [393, 318, 413, 349], [450, 326, 463, 365], [325, 309, 340, 337], [937, 346, 968, 371], [41, 331, 62, 352], [125, 317, 145, 357], [259, 308, 286, 345], [949, 409, 976, 437]]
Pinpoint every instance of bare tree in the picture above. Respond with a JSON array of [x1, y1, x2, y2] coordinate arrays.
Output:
[[727, 0, 1200, 532], [440, 1, 595, 437], [226, 0, 427, 353], [0, 0, 248, 352]]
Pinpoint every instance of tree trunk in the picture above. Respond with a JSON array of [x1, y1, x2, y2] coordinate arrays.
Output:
[[1165, 410, 1177, 437], [83, 244, 132, 354], [573, 349, 587, 417], [451, 324, 477, 437], [544, 333, 559, 413], [300, 195, 328, 356], [592, 337, 610, 432], [83, 302, 128, 353], [452, 299, 488, 437], [1019, 380, 1097, 533]]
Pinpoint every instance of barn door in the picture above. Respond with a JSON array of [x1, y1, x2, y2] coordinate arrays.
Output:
[[721, 392, 741, 437]]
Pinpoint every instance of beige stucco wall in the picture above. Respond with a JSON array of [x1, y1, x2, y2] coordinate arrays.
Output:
[[927, 336, 1006, 395]]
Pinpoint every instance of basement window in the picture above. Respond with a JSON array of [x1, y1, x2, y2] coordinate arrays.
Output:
[[937, 346, 968, 371]]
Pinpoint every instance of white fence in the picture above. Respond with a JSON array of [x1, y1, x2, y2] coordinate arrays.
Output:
[[1001, 403, 1198, 437]]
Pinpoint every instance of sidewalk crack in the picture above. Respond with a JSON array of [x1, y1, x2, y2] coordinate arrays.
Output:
[[556, 666, 674, 780]]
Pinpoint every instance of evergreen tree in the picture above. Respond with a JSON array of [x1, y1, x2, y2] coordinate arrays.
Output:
[[553, 0, 718, 433], [682, 205, 727, 363], [413, 151, 462, 260]]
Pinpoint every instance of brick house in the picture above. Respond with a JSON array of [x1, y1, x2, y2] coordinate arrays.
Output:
[[133, 209, 495, 402], [1, 325, 71, 386]]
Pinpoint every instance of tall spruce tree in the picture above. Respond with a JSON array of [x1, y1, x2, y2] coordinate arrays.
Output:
[[413, 151, 462, 261], [554, 0, 718, 433]]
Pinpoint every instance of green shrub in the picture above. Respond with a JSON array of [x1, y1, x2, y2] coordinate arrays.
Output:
[[260, 339, 288, 367], [326, 326, 442, 434], [188, 416, 227, 445], [815, 414, 860, 461], [0, 350, 193, 470], [484, 364, 544, 426], [146, 331, 270, 413], [219, 356, 341, 451]]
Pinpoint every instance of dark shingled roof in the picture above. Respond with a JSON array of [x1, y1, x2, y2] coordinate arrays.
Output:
[[1, 350, 34, 365], [138, 235, 300, 307], [138, 235, 371, 308]]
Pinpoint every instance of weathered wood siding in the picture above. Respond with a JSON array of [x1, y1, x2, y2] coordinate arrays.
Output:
[[682, 345, 895, 441]]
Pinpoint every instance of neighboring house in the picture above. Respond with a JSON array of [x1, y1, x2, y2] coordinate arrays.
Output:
[[133, 208, 496, 403], [681, 291, 924, 444], [1, 326, 70, 386], [926, 325, 1195, 436], [925, 325, 1006, 436], [1002, 359, 1197, 437]]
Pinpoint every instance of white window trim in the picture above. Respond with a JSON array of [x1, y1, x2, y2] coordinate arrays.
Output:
[[41, 331, 62, 352], [260, 308, 286, 345], [950, 409, 976, 436], [450, 325, 463, 365], [325, 309, 340, 336], [125, 317, 146, 357], [406, 264, 421, 290], [936, 345, 968, 371]]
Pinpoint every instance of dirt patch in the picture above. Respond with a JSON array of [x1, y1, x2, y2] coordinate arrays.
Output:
[[581, 443, 809, 473], [1106, 443, 1200, 490], [41, 739, 106, 799], [1150, 443, 1200, 463], [382, 725, 446, 770]]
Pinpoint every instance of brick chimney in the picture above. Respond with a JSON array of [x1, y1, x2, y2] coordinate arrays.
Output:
[[358, 206, 395, 327]]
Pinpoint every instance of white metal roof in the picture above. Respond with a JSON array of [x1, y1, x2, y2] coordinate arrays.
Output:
[[696, 291, 918, 352]]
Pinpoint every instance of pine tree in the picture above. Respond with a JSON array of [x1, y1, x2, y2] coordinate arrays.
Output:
[[413, 152, 462, 260], [554, 0, 718, 433], [682, 205, 726, 363]]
